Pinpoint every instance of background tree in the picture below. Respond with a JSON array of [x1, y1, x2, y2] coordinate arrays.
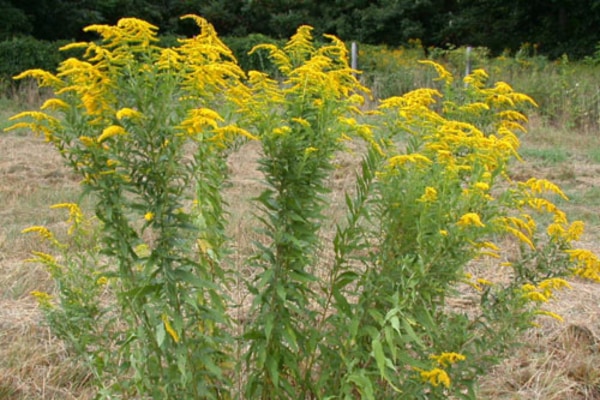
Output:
[[1, 0, 600, 58]]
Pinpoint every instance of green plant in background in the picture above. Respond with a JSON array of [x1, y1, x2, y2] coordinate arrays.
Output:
[[6, 16, 600, 400]]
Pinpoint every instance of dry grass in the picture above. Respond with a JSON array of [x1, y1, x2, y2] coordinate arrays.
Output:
[[2, 109, 600, 399]]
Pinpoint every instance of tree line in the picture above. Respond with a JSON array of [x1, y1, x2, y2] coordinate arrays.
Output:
[[2, 0, 599, 58]]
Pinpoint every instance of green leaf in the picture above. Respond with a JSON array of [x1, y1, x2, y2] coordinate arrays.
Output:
[[333, 289, 352, 317], [335, 271, 359, 287], [155, 321, 165, 347], [402, 318, 426, 349], [265, 314, 275, 342], [390, 315, 401, 334], [282, 323, 299, 352], [266, 354, 279, 388], [384, 326, 397, 361], [372, 338, 387, 379], [346, 371, 375, 400]]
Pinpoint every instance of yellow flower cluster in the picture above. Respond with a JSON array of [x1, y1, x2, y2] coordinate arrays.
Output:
[[417, 352, 466, 388], [418, 186, 438, 203], [50, 203, 84, 235], [161, 313, 180, 343], [31, 290, 54, 308], [457, 212, 485, 228], [565, 249, 600, 281], [522, 278, 571, 303], [7, 15, 255, 149], [497, 215, 537, 250]]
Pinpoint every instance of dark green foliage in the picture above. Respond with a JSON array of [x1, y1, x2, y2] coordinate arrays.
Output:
[[223, 35, 285, 76], [0, 37, 85, 86], [0, 37, 62, 79], [1, 0, 600, 58]]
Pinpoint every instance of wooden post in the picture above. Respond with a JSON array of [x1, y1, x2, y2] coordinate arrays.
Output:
[[465, 46, 472, 76], [465, 46, 472, 88], [351, 42, 358, 72]]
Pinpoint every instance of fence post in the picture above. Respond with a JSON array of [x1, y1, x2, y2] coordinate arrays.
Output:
[[464, 46, 472, 87], [351, 41, 358, 72], [465, 46, 472, 76]]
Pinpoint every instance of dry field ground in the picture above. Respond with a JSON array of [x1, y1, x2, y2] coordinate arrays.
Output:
[[1, 104, 600, 398]]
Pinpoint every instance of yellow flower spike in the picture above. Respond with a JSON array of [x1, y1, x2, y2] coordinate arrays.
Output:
[[480, 241, 500, 251], [41, 98, 69, 111], [96, 276, 109, 286], [430, 352, 466, 367], [22, 225, 54, 241], [522, 178, 568, 200], [547, 222, 566, 239], [536, 310, 564, 322], [51, 203, 84, 234], [458, 102, 490, 114], [209, 125, 259, 147], [24, 251, 60, 268], [117, 17, 159, 46], [304, 147, 318, 156], [144, 212, 155, 222], [527, 197, 559, 214], [284, 25, 315, 57], [8, 110, 59, 124], [463, 69, 488, 89], [161, 313, 180, 343], [522, 283, 537, 292], [419, 368, 451, 388], [418, 60, 454, 85], [58, 41, 89, 52], [31, 290, 54, 307], [566, 220, 585, 241], [348, 93, 366, 106], [504, 226, 535, 250], [292, 117, 311, 127], [79, 136, 97, 147], [388, 154, 432, 168], [473, 182, 490, 191], [539, 277, 572, 291], [418, 187, 438, 203], [97, 125, 126, 143], [116, 107, 142, 120], [498, 110, 529, 123], [180, 14, 235, 59], [477, 278, 494, 286], [525, 291, 549, 303], [13, 69, 64, 88], [179, 108, 224, 135], [272, 126, 291, 136], [339, 116, 357, 127], [250, 44, 292, 75], [499, 216, 536, 249], [157, 48, 182, 70], [457, 213, 485, 228]]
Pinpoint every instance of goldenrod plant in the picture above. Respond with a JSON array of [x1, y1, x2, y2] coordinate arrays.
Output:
[[7, 16, 600, 399], [9, 16, 252, 398]]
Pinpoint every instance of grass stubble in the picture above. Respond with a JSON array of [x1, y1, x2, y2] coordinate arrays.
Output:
[[2, 105, 600, 398]]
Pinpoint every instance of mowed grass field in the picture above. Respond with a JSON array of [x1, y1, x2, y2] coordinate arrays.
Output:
[[2, 94, 600, 398]]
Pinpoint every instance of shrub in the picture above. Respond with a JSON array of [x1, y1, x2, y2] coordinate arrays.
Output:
[[0, 37, 63, 80], [7, 16, 599, 399]]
